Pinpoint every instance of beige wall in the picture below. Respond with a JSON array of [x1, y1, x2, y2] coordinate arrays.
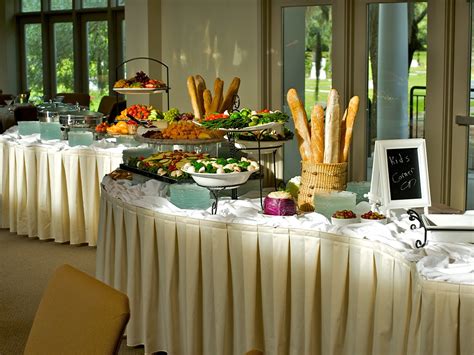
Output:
[[0, 2, 18, 95], [126, 0, 262, 112]]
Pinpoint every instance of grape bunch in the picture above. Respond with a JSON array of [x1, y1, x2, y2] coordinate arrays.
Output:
[[163, 108, 180, 122], [179, 113, 194, 121], [134, 71, 150, 84]]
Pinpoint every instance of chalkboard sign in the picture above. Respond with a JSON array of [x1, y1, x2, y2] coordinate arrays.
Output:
[[386, 148, 422, 200], [369, 139, 431, 212]]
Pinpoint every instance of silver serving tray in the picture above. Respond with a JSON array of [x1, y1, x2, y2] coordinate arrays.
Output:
[[59, 110, 104, 128]]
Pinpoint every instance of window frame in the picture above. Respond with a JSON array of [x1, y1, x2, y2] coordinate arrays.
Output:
[[16, 0, 124, 102]]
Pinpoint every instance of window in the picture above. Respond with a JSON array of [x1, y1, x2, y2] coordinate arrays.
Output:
[[54, 22, 74, 93], [17, 1, 124, 109], [366, 2, 428, 177], [24, 23, 43, 100], [51, 0, 72, 10], [281, 4, 333, 180], [21, 0, 41, 12]]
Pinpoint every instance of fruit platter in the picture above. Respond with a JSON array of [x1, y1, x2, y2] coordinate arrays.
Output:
[[181, 157, 260, 187], [113, 71, 167, 94], [194, 108, 289, 132], [116, 104, 162, 122]]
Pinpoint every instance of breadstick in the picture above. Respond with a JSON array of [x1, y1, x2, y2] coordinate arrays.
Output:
[[210, 78, 224, 113], [339, 108, 347, 162], [342, 96, 359, 162], [195, 78, 206, 117], [310, 104, 325, 163], [187, 76, 202, 119], [195, 75, 206, 90], [323, 89, 341, 164], [287, 88, 312, 161], [219, 77, 240, 112], [203, 89, 213, 115]]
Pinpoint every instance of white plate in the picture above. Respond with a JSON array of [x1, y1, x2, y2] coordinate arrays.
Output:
[[193, 120, 280, 132], [331, 217, 360, 226], [188, 170, 253, 188], [113, 87, 167, 94], [360, 217, 387, 225], [234, 139, 287, 154]]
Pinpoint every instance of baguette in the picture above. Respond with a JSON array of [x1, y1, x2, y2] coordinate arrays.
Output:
[[323, 89, 341, 163], [287, 88, 312, 161], [342, 96, 359, 162], [187, 76, 202, 119], [339, 108, 347, 162], [195, 78, 206, 117], [195, 75, 206, 90], [203, 89, 213, 115], [210, 78, 224, 113], [310, 104, 325, 163], [219, 77, 240, 112]]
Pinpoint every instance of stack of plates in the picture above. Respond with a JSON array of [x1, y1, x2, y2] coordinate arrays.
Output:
[[169, 183, 211, 210]]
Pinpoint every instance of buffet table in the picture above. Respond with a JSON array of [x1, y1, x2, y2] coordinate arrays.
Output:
[[0, 129, 131, 245], [96, 177, 474, 355]]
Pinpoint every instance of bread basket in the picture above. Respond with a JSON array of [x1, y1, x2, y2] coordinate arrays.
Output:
[[298, 161, 348, 212]]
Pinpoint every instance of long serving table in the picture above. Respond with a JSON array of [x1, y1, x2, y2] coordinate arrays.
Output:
[[0, 130, 128, 246], [96, 177, 474, 355]]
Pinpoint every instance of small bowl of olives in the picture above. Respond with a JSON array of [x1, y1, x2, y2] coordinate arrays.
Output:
[[331, 210, 359, 226], [360, 211, 387, 225]]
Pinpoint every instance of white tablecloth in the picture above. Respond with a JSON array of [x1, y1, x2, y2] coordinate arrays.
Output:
[[0, 130, 128, 245], [96, 179, 474, 355]]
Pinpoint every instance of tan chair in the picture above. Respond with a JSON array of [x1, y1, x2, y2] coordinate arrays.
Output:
[[24, 264, 130, 355], [245, 350, 263, 355], [57, 92, 91, 107], [97, 95, 126, 121]]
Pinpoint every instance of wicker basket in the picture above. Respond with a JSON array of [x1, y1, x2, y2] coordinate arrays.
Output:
[[297, 161, 348, 212]]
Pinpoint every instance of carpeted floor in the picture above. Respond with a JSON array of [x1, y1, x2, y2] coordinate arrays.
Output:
[[0, 229, 145, 355]]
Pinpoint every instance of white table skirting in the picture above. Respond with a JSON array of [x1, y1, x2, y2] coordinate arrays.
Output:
[[96, 190, 474, 355], [0, 136, 124, 245]]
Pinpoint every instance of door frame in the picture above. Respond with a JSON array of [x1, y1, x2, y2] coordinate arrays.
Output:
[[449, 0, 471, 209]]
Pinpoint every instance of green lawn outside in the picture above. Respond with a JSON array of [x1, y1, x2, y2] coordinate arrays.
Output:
[[304, 50, 428, 118]]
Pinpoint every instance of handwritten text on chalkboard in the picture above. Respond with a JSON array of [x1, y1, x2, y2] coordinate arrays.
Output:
[[386, 148, 422, 200]]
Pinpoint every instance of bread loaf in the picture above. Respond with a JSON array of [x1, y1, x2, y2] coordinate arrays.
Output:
[[323, 89, 341, 163], [210, 78, 224, 113], [342, 96, 359, 162], [339, 108, 347, 162], [195, 79, 206, 117], [187, 76, 202, 119], [287, 88, 312, 161], [203, 89, 212, 115], [310, 104, 325, 163], [195, 75, 206, 90], [219, 77, 240, 112]]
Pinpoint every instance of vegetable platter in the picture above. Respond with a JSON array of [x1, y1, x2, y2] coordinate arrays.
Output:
[[194, 108, 289, 132]]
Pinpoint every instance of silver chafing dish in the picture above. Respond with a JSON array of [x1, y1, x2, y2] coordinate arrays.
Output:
[[58, 110, 104, 139], [37, 103, 78, 122]]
